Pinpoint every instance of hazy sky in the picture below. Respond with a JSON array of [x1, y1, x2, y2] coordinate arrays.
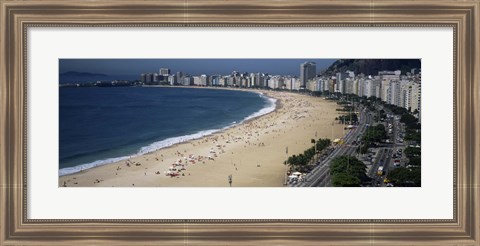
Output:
[[59, 59, 337, 77]]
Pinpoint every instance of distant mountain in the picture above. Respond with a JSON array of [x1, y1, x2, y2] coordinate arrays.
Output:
[[61, 71, 108, 77], [59, 71, 138, 84], [59, 71, 108, 83], [323, 59, 421, 77]]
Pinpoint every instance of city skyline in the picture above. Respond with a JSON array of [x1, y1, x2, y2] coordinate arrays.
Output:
[[59, 59, 337, 77]]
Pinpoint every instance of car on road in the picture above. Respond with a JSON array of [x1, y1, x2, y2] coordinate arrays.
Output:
[[377, 166, 384, 176]]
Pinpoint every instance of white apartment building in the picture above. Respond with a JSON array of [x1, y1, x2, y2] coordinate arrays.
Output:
[[410, 82, 421, 114], [268, 76, 281, 89], [193, 76, 202, 86], [379, 70, 401, 81], [159, 68, 170, 76], [364, 79, 376, 98], [387, 81, 401, 106], [168, 75, 176, 85], [307, 78, 323, 92], [380, 80, 390, 102], [351, 79, 359, 95], [200, 75, 208, 86], [357, 79, 365, 97], [345, 78, 354, 94]]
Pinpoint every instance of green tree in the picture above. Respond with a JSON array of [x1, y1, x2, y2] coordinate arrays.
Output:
[[316, 138, 331, 151], [404, 130, 421, 143], [362, 124, 387, 144], [404, 147, 421, 158], [387, 167, 421, 186], [401, 114, 420, 129], [408, 156, 421, 166], [356, 144, 369, 155], [332, 173, 361, 187], [287, 155, 299, 168], [330, 156, 367, 187]]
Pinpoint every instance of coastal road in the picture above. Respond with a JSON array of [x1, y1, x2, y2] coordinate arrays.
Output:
[[293, 106, 372, 187]]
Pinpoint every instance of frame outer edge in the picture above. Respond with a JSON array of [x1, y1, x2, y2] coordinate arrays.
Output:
[[1, 0, 10, 244], [474, 0, 480, 243], [0, 0, 479, 245]]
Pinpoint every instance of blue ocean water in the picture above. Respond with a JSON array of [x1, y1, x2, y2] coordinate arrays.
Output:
[[59, 87, 275, 176]]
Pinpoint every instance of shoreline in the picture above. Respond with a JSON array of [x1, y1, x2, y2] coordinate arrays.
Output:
[[59, 89, 346, 187], [59, 87, 278, 177]]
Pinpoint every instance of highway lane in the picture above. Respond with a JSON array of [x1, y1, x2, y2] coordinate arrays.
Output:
[[380, 107, 405, 186], [370, 148, 392, 187], [368, 148, 386, 177]]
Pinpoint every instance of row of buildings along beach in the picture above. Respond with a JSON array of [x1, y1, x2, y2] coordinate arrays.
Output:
[[140, 61, 421, 119]]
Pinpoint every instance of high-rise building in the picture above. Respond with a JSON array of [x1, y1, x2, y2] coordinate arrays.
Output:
[[153, 73, 159, 83], [352, 79, 359, 95], [145, 73, 154, 84], [387, 81, 401, 106], [140, 73, 147, 83], [380, 80, 390, 102], [193, 76, 202, 86], [379, 70, 401, 80], [307, 78, 323, 92], [284, 77, 294, 90], [268, 76, 282, 89], [375, 81, 381, 98], [168, 75, 177, 85], [210, 75, 220, 86], [220, 76, 228, 87], [345, 78, 354, 94], [176, 72, 183, 82], [361, 78, 379, 98], [200, 74, 209, 86], [327, 78, 335, 92], [300, 62, 316, 89], [410, 82, 421, 117], [357, 79, 363, 96], [364, 79, 375, 98], [159, 68, 171, 76], [336, 72, 349, 94], [399, 80, 412, 109], [183, 76, 193, 86], [227, 76, 235, 86], [255, 73, 262, 87], [261, 73, 269, 88]]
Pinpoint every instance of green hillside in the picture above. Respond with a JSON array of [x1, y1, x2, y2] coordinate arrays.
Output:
[[323, 59, 421, 76]]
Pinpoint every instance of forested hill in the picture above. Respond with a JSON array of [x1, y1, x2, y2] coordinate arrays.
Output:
[[323, 59, 421, 76]]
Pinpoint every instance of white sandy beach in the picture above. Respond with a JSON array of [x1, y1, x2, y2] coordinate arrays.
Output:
[[59, 90, 346, 187]]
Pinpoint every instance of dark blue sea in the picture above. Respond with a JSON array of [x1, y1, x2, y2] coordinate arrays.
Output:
[[59, 87, 275, 176]]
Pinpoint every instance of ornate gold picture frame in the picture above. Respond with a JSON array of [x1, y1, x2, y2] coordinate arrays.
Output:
[[1, 0, 479, 244]]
